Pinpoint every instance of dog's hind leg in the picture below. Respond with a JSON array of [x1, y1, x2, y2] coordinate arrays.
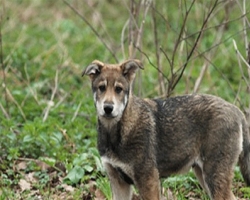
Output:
[[192, 165, 209, 193], [193, 164, 236, 200], [201, 161, 236, 200], [103, 162, 133, 200]]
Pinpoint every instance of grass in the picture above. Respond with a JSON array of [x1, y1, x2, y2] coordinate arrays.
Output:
[[0, 0, 250, 199]]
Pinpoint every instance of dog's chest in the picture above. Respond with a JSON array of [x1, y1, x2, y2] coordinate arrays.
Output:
[[97, 122, 122, 156]]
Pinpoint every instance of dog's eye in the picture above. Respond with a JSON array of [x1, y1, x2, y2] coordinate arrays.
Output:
[[99, 85, 106, 92], [115, 86, 123, 94]]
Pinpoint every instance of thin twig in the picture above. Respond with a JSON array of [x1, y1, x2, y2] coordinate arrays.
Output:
[[232, 39, 250, 108], [17, 157, 65, 174], [121, 19, 129, 59], [235, 0, 250, 29], [190, 28, 248, 62], [235, 0, 250, 110], [135, 45, 168, 80], [0, 1, 9, 116], [71, 102, 82, 122], [128, 0, 139, 57], [201, 53, 244, 109], [63, 0, 118, 62], [242, 0, 248, 57], [159, 47, 171, 76], [152, 1, 165, 95], [171, 0, 196, 68], [233, 40, 250, 70], [171, 0, 219, 92], [24, 64, 39, 105], [234, 49, 245, 105], [55, 93, 68, 108], [193, 16, 226, 93], [5, 86, 26, 120], [241, 0, 250, 103], [127, 0, 152, 58], [43, 69, 59, 122], [134, 0, 152, 49], [193, 62, 208, 93], [0, 101, 9, 119]]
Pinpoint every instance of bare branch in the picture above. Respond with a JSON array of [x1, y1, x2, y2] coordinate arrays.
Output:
[[183, 11, 250, 41], [129, 0, 152, 58], [71, 102, 82, 122], [0, 1, 9, 117], [233, 39, 250, 70], [0, 101, 9, 119], [171, 0, 196, 67], [152, 1, 166, 95], [121, 19, 129, 59], [234, 40, 249, 105], [43, 69, 59, 122], [193, 62, 208, 93], [193, 16, 226, 93], [5, 86, 26, 120], [159, 47, 172, 75], [63, 0, 118, 62], [171, 0, 219, 92], [135, 45, 168, 80], [135, 1, 151, 49]]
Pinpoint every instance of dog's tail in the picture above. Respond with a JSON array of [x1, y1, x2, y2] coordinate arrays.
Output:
[[239, 117, 250, 186]]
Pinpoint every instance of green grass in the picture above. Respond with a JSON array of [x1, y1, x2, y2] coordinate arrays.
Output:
[[1, 0, 250, 199]]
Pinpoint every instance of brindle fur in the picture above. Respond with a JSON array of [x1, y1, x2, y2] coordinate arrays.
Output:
[[83, 59, 250, 200]]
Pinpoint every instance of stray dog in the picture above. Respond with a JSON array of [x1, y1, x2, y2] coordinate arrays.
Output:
[[82, 59, 250, 200]]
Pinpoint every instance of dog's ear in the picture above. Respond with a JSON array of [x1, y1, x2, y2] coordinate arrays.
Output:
[[121, 59, 143, 81], [82, 60, 104, 79]]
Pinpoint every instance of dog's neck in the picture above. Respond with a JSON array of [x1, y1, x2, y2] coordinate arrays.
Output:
[[97, 118, 122, 156]]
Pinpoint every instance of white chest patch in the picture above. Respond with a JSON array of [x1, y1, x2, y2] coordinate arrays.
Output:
[[101, 156, 134, 180]]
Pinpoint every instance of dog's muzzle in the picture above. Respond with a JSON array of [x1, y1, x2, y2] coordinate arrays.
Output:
[[103, 103, 114, 118]]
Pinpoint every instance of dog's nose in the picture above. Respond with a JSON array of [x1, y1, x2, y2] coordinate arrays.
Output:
[[104, 104, 114, 115]]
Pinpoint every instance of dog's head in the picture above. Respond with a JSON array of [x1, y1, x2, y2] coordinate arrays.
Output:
[[82, 59, 143, 121]]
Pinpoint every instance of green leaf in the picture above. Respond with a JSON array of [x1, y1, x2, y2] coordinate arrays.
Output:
[[73, 153, 88, 166], [240, 187, 250, 196], [84, 165, 93, 173], [23, 135, 33, 143], [64, 166, 85, 184], [39, 157, 56, 167]]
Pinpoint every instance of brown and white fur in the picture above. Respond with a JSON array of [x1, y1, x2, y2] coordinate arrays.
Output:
[[82, 59, 250, 200]]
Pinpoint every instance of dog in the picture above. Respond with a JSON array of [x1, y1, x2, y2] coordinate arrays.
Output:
[[82, 59, 250, 200]]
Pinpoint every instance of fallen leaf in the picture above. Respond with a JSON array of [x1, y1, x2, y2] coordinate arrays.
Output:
[[36, 160, 51, 171], [94, 188, 105, 200], [26, 172, 38, 184], [61, 184, 75, 192], [16, 161, 27, 171], [18, 179, 31, 192], [87, 180, 96, 194], [166, 188, 176, 200]]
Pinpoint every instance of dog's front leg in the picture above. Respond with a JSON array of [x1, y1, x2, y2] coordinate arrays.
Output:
[[103, 162, 133, 200], [135, 167, 161, 200]]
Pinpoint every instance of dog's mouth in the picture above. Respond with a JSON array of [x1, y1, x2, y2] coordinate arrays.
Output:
[[102, 113, 117, 119]]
